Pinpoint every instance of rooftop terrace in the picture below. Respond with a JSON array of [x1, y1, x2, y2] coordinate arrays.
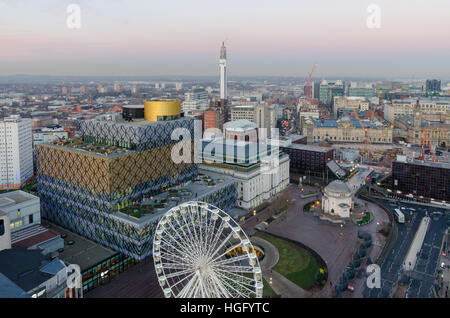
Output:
[[48, 137, 133, 157], [111, 171, 237, 227]]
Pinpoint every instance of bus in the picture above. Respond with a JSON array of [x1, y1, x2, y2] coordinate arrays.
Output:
[[394, 209, 405, 224]]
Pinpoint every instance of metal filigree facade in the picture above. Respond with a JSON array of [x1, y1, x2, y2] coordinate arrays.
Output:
[[36, 118, 237, 260]]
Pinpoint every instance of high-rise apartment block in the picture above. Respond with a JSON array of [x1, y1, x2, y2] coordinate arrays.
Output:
[[0, 116, 33, 190]]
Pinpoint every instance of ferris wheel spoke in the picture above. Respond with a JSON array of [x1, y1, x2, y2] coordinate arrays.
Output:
[[165, 267, 196, 279], [179, 208, 203, 257], [160, 262, 192, 271], [171, 217, 202, 258], [187, 208, 205, 255], [160, 227, 200, 261], [176, 272, 199, 298], [159, 238, 196, 263], [214, 267, 256, 285], [213, 264, 255, 273], [206, 232, 234, 263], [154, 202, 262, 298], [207, 241, 247, 265], [219, 273, 257, 296], [217, 275, 253, 298], [208, 271, 232, 297], [159, 247, 196, 266], [165, 215, 200, 256], [203, 212, 221, 258], [187, 273, 202, 298], [204, 218, 225, 258]]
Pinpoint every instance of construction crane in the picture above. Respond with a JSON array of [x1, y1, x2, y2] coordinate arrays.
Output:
[[419, 135, 425, 161], [306, 63, 318, 99], [424, 129, 438, 162]]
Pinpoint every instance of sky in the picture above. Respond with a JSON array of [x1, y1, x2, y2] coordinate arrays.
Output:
[[0, 0, 449, 78]]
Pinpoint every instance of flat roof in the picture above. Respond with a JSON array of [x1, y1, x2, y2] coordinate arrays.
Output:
[[41, 141, 134, 159], [42, 220, 117, 271], [85, 114, 193, 128], [111, 171, 237, 227], [394, 158, 450, 170], [282, 143, 333, 153], [0, 190, 38, 208]]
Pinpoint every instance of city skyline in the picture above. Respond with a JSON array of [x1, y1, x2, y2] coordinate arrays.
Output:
[[1, 0, 450, 78]]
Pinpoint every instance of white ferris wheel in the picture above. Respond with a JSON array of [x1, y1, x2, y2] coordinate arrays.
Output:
[[153, 201, 264, 298]]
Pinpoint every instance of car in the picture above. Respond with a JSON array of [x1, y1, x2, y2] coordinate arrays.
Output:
[[441, 262, 446, 269], [347, 285, 354, 292]]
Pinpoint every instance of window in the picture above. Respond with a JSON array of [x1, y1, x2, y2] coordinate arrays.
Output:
[[29, 214, 34, 224], [0, 220, 4, 236]]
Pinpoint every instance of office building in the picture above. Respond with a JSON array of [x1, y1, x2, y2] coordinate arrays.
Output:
[[348, 82, 375, 99], [254, 104, 277, 136], [319, 80, 344, 106], [426, 79, 441, 93], [230, 105, 255, 122], [392, 156, 449, 202], [182, 88, 210, 115], [280, 144, 334, 176]]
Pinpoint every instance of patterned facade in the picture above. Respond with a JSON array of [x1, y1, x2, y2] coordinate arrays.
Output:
[[37, 117, 237, 260]]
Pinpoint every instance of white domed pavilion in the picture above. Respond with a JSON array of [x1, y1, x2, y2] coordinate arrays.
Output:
[[322, 180, 353, 218]]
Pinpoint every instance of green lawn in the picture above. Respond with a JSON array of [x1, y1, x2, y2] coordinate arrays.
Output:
[[356, 211, 374, 226], [254, 232, 319, 289], [262, 278, 278, 297]]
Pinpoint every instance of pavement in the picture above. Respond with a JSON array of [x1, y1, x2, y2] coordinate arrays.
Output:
[[84, 257, 164, 298], [241, 168, 390, 298]]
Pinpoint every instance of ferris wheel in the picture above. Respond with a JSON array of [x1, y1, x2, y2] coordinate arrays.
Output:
[[153, 201, 264, 298]]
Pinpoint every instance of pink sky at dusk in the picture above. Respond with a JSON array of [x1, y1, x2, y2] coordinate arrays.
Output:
[[0, 0, 449, 77]]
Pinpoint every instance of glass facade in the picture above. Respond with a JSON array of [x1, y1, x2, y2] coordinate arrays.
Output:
[[81, 253, 138, 294], [392, 161, 449, 201], [281, 146, 334, 174]]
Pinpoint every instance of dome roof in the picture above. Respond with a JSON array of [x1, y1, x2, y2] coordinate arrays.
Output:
[[325, 180, 351, 194]]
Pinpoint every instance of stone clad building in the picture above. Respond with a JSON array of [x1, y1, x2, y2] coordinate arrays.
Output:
[[322, 180, 353, 218]]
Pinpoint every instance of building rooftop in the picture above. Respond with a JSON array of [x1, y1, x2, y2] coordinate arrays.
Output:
[[111, 171, 237, 227], [0, 248, 51, 292], [42, 220, 117, 271], [313, 119, 339, 128], [45, 138, 133, 158], [395, 156, 450, 170], [282, 143, 333, 153], [86, 112, 192, 128], [325, 180, 351, 194], [0, 273, 29, 298], [0, 191, 39, 209], [224, 119, 258, 131]]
